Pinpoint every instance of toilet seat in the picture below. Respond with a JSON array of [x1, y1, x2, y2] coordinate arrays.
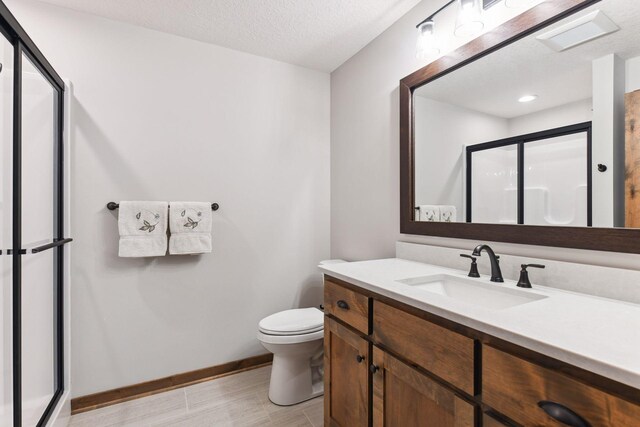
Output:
[[258, 308, 323, 336], [257, 329, 323, 345]]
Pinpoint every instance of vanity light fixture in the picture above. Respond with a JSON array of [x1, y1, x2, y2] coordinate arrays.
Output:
[[416, 0, 486, 59], [518, 94, 538, 103], [416, 20, 440, 58], [454, 0, 485, 38]]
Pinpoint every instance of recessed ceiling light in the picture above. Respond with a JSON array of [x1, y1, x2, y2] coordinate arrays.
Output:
[[536, 10, 619, 52], [518, 95, 538, 103]]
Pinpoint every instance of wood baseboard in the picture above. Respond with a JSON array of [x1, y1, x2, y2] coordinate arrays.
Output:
[[70, 353, 273, 415]]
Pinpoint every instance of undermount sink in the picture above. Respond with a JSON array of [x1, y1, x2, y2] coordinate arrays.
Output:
[[396, 274, 548, 310]]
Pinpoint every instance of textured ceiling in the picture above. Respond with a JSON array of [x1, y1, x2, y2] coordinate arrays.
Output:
[[415, 0, 640, 118], [32, 0, 423, 72]]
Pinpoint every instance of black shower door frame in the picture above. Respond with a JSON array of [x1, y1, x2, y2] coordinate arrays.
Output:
[[0, 2, 70, 426], [466, 121, 593, 226]]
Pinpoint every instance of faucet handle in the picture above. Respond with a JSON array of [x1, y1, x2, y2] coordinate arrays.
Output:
[[524, 263, 545, 269], [517, 263, 545, 288], [460, 254, 480, 278]]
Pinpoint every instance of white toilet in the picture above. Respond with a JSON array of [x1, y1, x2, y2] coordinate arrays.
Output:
[[257, 259, 346, 406]]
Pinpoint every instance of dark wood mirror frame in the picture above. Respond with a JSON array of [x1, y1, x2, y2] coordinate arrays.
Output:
[[399, 0, 640, 254]]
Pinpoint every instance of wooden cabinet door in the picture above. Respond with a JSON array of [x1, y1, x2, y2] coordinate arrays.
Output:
[[483, 346, 640, 426], [324, 318, 369, 427], [372, 346, 475, 427], [483, 413, 512, 427]]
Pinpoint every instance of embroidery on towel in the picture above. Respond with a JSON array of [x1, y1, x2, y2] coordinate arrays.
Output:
[[424, 211, 437, 222], [441, 211, 454, 222], [136, 210, 161, 233], [180, 208, 203, 229]]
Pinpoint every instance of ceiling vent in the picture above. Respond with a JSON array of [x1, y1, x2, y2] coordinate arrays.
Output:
[[536, 10, 619, 52]]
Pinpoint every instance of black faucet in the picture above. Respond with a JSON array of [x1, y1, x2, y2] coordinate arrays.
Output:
[[471, 244, 504, 283]]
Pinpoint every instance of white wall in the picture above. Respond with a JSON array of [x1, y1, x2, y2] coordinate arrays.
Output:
[[7, 0, 330, 398], [592, 54, 626, 227], [507, 99, 593, 136], [330, 0, 640, 268], [626, 55, 640, 93], [414, 96, 508, 218]]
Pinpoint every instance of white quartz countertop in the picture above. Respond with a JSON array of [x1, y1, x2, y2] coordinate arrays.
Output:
[[319, 258, 640, 389]]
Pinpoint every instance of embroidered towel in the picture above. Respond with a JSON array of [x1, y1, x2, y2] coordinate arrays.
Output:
[[169, 202, 212, 255], [118, 201, 168, 257], [440, 205, 457, 222], [418, 205, 440, 222]]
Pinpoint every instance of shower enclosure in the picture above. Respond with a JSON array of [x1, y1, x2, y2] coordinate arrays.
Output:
[[0, 3, 70, 426], [466, 122, 592, 227]]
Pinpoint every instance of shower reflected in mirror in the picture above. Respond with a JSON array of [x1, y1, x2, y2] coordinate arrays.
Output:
[[412, 0, 640, 229]]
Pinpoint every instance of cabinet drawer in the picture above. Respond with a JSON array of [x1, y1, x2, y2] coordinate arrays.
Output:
[[373, 301, 475, 395], [324, 279, 370, 334], [483, 346, 640, 426]]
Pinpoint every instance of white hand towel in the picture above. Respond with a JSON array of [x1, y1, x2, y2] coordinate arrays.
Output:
[[440, 205, 457, 222], [169, 202, 212, 255], [419, 205, 440, 222], [118, 201, 168, 257]]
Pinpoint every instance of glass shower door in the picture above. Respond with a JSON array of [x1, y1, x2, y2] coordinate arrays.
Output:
[[1, 31, 14, 427], [469, 145, 518, 224], [0, 5, 68, 426], [19, 52, 58, 427], [523, 133, 590, 227], [467, 123, 591, 226]]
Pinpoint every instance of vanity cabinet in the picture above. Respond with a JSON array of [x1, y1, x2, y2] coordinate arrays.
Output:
[[323, 276, 640, 427], [324, 279, 477, 427], [324, 317, 369, 427], [371, 347, 474, 427]]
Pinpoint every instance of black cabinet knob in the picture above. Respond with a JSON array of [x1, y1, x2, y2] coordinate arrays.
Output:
[[336, 300, 350, 310], [538, 401, 591, 427], [369, 364, 379, 374], [356, 355, 365, 363]]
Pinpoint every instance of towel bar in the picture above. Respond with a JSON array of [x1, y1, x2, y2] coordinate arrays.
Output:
[[6, 238, 74, 255], [107, 202, 220, 211]]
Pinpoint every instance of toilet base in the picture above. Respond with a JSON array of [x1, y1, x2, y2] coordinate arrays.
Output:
[[263, 340, 324, 406], [268, 386, 324, 407]]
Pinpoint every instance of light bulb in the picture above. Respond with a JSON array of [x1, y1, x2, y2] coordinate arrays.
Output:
[[518, 95, 538, 103], [416, 20, 440, 59], [454, 0, 484, 38]]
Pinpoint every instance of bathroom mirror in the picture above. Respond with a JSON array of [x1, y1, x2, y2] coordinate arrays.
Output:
[[400, 0, 640, 253]]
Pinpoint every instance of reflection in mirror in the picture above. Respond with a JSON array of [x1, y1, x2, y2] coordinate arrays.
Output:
[[467, 123, 591, 226], [413, 0, 640, 229]]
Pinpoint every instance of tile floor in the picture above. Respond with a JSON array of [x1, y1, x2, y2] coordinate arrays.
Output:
[[69, 366, 323, 426]]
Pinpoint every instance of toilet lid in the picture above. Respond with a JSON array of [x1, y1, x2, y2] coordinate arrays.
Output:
[[259, 308, 323, 336]]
